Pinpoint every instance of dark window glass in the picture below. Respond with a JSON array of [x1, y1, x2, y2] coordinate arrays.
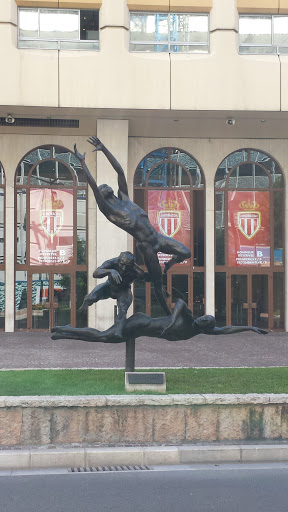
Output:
[[215, 191, 225, 266], [193, 272, 204, 317], [193, 190, 204, 266], [252, 274, 268, 329], [134, 280, 146, 314], [172, 274, 188, 304], [151, 274, 167, 317], [76, 271, 87, 327], [215, 272, 226, 326], [273, 272, 284, 329], [80, 10, 99, 41], [231, 274, 248, 326], [30, 161, 73, 186], [274, 190, 284, 266]]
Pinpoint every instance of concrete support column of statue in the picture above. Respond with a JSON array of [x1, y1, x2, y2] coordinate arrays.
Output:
[[204, 179, 215, 316], [94, 119, 129, 330], [5, 183, 14, 332]]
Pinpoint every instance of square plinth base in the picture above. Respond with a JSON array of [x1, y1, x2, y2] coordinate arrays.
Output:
[[125, 372, 166, 393]]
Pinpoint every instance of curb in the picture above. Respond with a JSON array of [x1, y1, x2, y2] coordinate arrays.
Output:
[[1, 444, 288, 470]]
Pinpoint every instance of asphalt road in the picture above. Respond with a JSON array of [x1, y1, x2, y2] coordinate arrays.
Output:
[[0, 330, 287, 369], [1, 464, 288, 512]]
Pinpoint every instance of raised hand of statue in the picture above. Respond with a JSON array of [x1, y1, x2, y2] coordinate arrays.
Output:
[[110, 269, 122, 284], [74, 144, 86, 162], [87, 136, 104, 152]]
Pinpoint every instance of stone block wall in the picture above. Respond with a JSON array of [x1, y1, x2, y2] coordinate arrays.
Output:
[[1, 395, 288, 447]]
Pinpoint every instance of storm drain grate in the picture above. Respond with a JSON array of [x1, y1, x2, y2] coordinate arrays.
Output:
[[69, 465, 152, 473]]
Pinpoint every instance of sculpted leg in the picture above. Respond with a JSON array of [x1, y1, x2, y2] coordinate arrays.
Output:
[[157, 234, 191, 273], [115, 290, 133, 337], [79, 281, 111, 313], [137, 242, 171, 316]]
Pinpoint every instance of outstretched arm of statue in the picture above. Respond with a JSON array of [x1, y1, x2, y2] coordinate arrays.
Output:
[[87, 136, 129, 197], [74, 143, 111, 214], [160, 299, 187, 336], [93, 258, 122, 284], [211, 325, 268, 336]]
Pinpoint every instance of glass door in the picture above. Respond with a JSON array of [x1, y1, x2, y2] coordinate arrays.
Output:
[[231, 274, 248, 326], [30, 271, 71, 330], [251, 274, 269, 329]]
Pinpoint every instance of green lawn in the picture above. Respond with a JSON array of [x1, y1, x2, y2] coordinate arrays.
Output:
[[0, 367, 288, 396]]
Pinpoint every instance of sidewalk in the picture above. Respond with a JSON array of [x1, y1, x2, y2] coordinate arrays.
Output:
[[0, 330, 287, 369]]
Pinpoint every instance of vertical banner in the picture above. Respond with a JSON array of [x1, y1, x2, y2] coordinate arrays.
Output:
[[228, 191, 270, 267], [148, 190, 190, 266], [30, 189, 73, 265]]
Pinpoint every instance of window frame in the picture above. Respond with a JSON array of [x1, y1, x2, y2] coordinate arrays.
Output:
[[18, 7, 100, 51], [129, 11, 210, 54], [239, 14, 288, 55]]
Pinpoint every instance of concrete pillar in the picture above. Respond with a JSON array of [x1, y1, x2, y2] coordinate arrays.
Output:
[[204, 178, 215, 316], [92, 119, 130, 330]]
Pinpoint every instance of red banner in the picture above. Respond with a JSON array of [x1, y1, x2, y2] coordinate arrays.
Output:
[[148, 190, 190, 266], [228, 191, 270, 267], [30, 189, 73, 266]]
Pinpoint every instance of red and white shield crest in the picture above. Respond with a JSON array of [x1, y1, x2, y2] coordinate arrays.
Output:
[[237, 211, 261, 240], [41, 210, 63, 239], [157, 210, 181, 238]]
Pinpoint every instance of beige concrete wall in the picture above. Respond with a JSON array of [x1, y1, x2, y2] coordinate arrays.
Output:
[[2, 0, 285, 111], [1, 0, 17, 23]]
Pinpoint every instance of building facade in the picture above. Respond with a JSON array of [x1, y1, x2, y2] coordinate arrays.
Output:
[[0, 0, 287, 332]]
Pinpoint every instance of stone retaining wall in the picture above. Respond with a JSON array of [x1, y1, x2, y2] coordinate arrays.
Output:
[[1, 394, 288, 447]]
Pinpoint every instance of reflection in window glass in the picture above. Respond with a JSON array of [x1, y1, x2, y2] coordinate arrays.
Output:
[[18, 7, 99, 50], [215, 192, 225, 266], [54, 273, 71, 326], [30, 161, 73, 186], [40, 9, 78, 40], [17, 189, 26, 265], [228, 163, 269, 189], [15, 271, 27, 329], [77, 190, 87, 265], [239, 15, 288, 53], [19, 8, 38, 38], [239, 16, 271, 45], [32, 273, 50, 330], [130, 12, 209, 53]]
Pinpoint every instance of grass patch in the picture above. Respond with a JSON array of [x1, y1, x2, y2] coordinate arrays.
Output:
[[1, 367, 288, 396]]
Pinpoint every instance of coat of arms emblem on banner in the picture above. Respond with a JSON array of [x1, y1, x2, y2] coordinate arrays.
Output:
[[41, 194, 64, 239], [157, 199, 181, 238], [237, 199, 261, 240]]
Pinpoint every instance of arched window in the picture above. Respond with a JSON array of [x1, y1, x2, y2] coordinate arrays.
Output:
[[15, 145, 88, 330], [215, 149, 284, 330], [134, 147, 205, 317]]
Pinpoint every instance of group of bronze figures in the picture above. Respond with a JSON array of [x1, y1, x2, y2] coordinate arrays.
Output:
[[51, 137, 267, 344]]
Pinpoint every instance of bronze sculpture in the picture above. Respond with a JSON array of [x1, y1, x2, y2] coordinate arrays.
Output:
[[74, 137, 191, 315], [52, 298, 268, 343], [79, 251, 150, 340]]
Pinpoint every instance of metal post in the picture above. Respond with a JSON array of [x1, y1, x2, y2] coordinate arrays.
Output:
[[125, 337, 135, 372]]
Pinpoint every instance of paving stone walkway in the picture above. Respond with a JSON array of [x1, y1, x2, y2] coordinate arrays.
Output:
[[0, 330, 287, 369]]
